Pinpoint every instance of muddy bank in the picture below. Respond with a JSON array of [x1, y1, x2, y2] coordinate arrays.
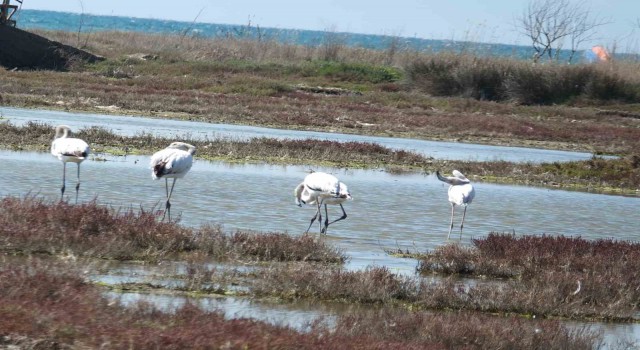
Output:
[[0, 25, 102, 70]]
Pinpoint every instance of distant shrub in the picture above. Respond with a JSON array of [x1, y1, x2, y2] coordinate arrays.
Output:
[[503, 64, 582, 104], [406, 53, 640, 105], [583, 69, 640, 101], [405, 55, 460, 96], [405, 54, 511, 100], [504, 64, 640, 104]]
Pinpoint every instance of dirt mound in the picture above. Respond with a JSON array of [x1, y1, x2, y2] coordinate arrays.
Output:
[[0, 25, 103, 70]]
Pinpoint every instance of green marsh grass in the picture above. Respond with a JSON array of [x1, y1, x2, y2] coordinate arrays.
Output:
[[0, 121, 429, 170]]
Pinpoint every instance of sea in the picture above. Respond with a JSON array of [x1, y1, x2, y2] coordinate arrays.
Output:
[[12, 9, 633, 62]]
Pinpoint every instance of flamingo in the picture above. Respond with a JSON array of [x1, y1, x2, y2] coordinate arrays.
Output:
[[50, 125, 90, 204], [436, 170, 475, 240], [294, 171, 352, 234], [150, 142, 196, 221]]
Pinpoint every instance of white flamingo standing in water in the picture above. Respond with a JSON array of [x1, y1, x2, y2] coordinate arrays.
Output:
[[436, 170, 475, 240], [294, 171, 353, 234], [51, 125, 90, 204], [150, 142, 196, 221]]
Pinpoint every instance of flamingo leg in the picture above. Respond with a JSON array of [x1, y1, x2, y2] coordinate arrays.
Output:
[[75, 164, 81, 204], [304, 202, 321, 234], [328, 204, 348, 225], [447, 204, 455, 240], [60, 162, 67, 201], [459, 206, 468, 240], [162, 178, 178, 221], [321, 204, 330, 234], [162, 178, 170, 221], [316, 199, 324, 233]]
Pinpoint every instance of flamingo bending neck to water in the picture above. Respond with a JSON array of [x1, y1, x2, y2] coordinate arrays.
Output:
[[294, 171, 352, 234]]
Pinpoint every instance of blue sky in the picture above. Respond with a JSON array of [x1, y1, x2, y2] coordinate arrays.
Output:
[[19, 0, 640, 51]]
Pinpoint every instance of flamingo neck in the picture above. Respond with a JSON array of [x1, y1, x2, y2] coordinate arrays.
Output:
[[55, 126, 71, 139]]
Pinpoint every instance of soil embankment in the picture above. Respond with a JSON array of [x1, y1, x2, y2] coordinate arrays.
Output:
[[0, 25, 102, 70]]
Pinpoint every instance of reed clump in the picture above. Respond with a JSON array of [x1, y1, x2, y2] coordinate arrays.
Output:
[[405, 53, 640, 104], [0, 196, 345, 263]]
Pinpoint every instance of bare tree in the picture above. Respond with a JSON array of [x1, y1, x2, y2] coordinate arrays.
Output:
[[566, 6, 609, 62], [320, 25, 346, 62], [517, 0, 608, 63]]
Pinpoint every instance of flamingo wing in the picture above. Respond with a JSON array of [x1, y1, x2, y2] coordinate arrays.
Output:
[[51, 138, 90, 160], [304, 172, 340, 195], [448, 183, 475, 206], [150, 149, 193, 179]]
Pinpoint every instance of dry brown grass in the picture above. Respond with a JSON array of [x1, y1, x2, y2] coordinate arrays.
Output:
[[36, 29, 415, 67], [332, 308, 602, 349]]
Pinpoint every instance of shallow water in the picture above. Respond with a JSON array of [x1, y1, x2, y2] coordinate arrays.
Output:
[[0, 106, 606, 163], [104, 291, 338, 332], [1, 150, 638, 272]]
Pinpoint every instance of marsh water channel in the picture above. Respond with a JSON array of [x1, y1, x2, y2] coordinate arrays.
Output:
[[1, 107, 639, 346], [0, 106, 607, 162]]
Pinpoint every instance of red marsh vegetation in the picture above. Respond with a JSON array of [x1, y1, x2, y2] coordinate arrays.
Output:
[[0, 260, 602, 349]]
